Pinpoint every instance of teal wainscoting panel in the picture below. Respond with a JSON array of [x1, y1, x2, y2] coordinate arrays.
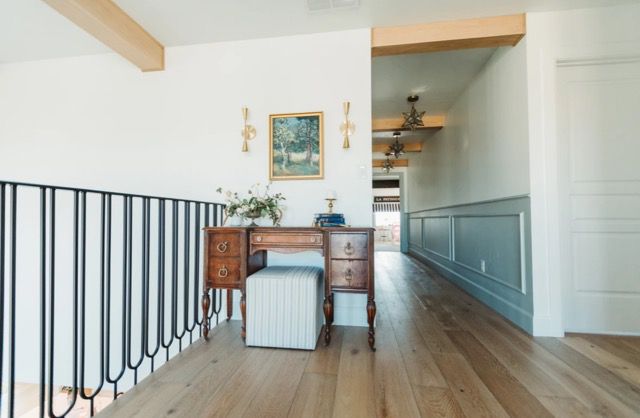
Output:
[[401, 212, 409, 253], [409, 217, 422, 247], [423, 217, 451, 259], [408, 196, 533, 334]]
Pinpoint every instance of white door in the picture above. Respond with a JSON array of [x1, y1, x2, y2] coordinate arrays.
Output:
[[558, 58, 640, 334]]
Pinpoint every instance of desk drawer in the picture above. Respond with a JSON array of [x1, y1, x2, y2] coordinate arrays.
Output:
[[330, 233, 368, 259], [208, 258, 241, 287], [330, 260, 368, 290], [252, 232, 323, 246], [207, 233, 242, 258]]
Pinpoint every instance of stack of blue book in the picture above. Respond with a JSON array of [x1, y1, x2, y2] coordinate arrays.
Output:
[[314, 213, 345, 227]]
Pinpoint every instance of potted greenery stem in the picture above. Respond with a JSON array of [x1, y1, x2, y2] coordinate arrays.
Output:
[[216, 184, 285, 226]]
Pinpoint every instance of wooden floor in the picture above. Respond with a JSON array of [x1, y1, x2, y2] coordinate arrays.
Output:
[[97, 252, 640, 418]]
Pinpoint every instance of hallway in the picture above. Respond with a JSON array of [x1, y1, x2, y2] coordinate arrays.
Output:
[[97, 252, 640, 417]]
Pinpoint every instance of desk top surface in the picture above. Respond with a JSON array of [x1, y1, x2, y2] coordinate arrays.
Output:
[[203, 226, 375, 232]]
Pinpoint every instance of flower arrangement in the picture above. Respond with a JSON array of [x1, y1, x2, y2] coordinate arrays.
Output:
[[216, 183, 286, 226]]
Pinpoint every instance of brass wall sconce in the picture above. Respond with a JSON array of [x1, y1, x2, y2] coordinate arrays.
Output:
[[241, 106, 256, 152], [339, 101, 355, 149]]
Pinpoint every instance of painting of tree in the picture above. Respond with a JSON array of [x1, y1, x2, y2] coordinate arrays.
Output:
[[269, 112, 323, 180]]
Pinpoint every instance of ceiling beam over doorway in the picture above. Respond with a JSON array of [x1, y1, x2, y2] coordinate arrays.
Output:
[[373, 142, 422, 153], [371, 14, 526, 57], [43, 0, 165, 71], [372, 116, 444, 132], [373, 159, 409, 168]]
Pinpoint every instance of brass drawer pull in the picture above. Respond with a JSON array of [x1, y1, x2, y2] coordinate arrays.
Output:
[[216, 241, 229, 253], [218, 265, 229, 278], [344, 241, 355, 256], [345, 268, 353, 286]]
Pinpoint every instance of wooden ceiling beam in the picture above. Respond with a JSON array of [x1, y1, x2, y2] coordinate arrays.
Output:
[[373, 159, 409, 168], [372, 115, 444, 132], [372, 142, 422, 153], [43, 0, 164, 71], [372, 14, 526, 57]]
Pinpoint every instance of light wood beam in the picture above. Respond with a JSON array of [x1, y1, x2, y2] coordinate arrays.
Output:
[[373, 116, 444, 133], [373, 143, 422, 153], [372, 14, 526, 57], [43, 0, 164, 71], [373, 159, 409, 168]]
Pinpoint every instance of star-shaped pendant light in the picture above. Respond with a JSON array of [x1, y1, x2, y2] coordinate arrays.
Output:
[[382, 153, 395, 173], [401, 95, 426, 131], [387, 131, 405, 158]]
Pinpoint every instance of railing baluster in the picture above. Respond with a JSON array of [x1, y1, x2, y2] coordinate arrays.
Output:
[[0, 184, 6, 415], [7, 185, 18, 417], [127, 196, 145, 384], [171, 200, 179, 351], [183, 201, 193, 343], [46, 189, 56, 416], [106, 194, 126, 400], [193, 203, 200, 341], [161, 200, 174, 362], [146, 199, 162, 371], [79, 193, 106, 417], [49, 190, 79, 418], [39, 187, 47, 418]]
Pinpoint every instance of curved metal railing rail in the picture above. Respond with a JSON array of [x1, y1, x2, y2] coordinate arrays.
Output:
[[0, 180, 226, 417]]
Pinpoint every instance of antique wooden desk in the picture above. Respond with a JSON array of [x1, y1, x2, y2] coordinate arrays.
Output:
[[201, 227, 376, 350]]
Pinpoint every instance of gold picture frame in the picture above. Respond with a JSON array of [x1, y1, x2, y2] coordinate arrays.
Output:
[[269, 112, 324, 181]]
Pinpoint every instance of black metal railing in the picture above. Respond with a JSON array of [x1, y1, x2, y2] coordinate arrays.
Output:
[[0, 180, 225, 417]]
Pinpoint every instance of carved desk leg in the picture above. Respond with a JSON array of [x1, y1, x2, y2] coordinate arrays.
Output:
[[323, 295, 333, 345], [202, 288, 211, 340], [226, 289, 233, 321], [240, 289, 247, 340], [367, 298, 376, 351]]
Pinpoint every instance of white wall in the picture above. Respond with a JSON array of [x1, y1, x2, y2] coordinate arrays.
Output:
[[0, 29, 372, 225], [0, 29, 373, 387], [405, 42, 530, 212], [526, 2, 640, 336]]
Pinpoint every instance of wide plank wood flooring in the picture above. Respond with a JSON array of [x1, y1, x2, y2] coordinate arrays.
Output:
[[97, 252, 640, 417]]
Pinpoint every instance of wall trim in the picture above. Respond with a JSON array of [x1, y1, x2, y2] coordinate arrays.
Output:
[[409, 194, 530, 215], [557, 54, 640, 67]]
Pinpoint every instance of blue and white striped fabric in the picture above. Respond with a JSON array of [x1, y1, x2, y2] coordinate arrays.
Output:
[[246, 266, 324, 350]]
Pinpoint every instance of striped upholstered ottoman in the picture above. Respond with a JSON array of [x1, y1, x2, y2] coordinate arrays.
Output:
[[246, 266, 324, 350]]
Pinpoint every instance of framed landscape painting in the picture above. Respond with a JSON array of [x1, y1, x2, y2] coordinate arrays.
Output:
[[269, 112, 324, 181]]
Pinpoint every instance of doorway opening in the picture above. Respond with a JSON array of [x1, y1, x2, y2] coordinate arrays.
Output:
[[373, 178, 401, 252]]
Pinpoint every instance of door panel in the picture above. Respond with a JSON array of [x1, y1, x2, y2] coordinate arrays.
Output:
[[558, 60, 640, 334]]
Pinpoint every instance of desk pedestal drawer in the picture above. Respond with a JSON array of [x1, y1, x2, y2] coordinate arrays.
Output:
[[330, 260, 368, 289], [208, 258, 241, 287], [208, 233, 242, 257], [330, 233, 368, 259]]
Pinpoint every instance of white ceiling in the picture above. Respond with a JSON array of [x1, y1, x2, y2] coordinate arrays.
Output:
[[372, 48, 498, 145], [372, 48, 497, 119], [1, 0, 638, 63]]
